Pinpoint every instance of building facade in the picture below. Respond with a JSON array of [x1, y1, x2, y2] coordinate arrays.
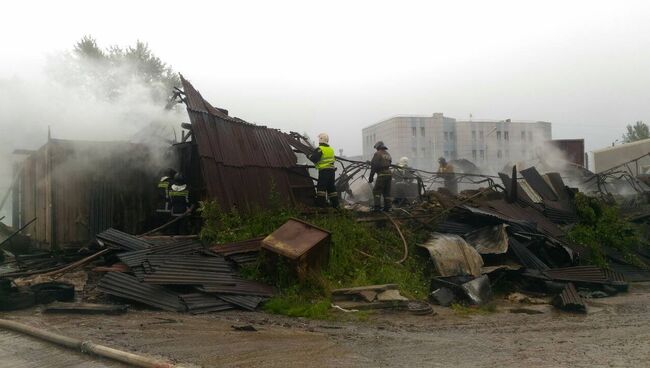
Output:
[[592, 138, 650, 175], [362, 113, 552, 172]]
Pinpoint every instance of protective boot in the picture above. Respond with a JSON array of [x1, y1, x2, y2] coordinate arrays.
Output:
[[315, 192, 328, 207], [383, 197, 393, 212], [373, 195, 382, 212], [328, 194, 339, 209]]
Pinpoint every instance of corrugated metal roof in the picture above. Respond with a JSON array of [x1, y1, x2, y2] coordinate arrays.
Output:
[[180, 76, 314, 211], [553, 282, 586, 313]]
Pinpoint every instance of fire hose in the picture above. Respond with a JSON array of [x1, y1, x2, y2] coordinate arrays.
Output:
[[0, 318, 184, 368]]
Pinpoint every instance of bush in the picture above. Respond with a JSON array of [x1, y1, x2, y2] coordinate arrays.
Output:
[[568, 193, 645, 267]]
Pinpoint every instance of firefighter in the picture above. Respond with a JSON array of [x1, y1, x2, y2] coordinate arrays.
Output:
[[437, 157, 457, 195], [368, 141, 392, 212], [309, 133, 339, 208], [169, 173, 190, 216], [156, 168, 176, 213]]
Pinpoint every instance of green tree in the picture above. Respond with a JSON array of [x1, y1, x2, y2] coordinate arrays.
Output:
[[57, 35, 180, 104], [623, 121, 650, 143]]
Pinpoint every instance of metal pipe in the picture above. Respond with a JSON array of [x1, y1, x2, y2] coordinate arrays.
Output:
[[0, 318, 183, 368]]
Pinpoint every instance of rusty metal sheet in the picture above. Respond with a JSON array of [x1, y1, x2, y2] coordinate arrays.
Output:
[[262, 218, 330, 260], [181, 76, 314, 212], [553, 282, 586, 313]]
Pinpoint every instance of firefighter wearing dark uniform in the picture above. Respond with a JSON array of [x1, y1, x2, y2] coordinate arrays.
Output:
[[369, 141, 392, 212], [156, 168, 176, 213], [309, 133, 339, 208], [169, 173, 190, 216]]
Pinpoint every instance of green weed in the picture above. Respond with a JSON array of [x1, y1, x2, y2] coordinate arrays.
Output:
[[199, 201, 431, 318]]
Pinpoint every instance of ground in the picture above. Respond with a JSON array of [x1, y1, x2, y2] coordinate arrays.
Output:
[[3, 284, 650, 368]]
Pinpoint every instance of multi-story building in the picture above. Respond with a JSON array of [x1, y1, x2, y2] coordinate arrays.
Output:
[[362, 113, 552, 172]]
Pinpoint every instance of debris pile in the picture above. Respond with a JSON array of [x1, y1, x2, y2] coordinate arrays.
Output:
[[95, 229, 275, 313], [416, 167, 645, 313]]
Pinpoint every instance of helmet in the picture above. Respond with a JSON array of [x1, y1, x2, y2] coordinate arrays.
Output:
[[398, 157, 409, 167], [165, 168, 177, 178], [438, 157, 446, 164], [373, 141, 387, 150], [318, 133, 329, 144], [173, 173, 186, 185]]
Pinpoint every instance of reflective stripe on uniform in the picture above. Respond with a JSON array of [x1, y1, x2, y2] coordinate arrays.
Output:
[[316, 191, 327, 197], [327, 192, 338, 198], [315, 145, 335, 170], [169, 191, 189, 198]]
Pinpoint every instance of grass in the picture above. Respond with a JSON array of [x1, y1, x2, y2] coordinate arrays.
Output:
[[199, 200, 431, 319], [567, 193, 648, 268]]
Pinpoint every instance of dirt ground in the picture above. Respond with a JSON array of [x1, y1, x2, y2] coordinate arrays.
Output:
[[3, 284, 650, 367]]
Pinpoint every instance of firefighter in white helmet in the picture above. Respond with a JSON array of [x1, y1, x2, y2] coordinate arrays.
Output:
[[308, 133, 339, 208]]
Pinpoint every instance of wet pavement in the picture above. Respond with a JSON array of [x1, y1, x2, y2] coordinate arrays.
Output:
[[2, 284, 650, 367]]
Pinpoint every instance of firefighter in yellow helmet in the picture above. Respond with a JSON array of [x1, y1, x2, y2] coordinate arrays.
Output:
[[309, 133, 339, 208]]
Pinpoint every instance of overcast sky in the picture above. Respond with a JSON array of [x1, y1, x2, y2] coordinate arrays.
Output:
[[1, 0, 650, 155]]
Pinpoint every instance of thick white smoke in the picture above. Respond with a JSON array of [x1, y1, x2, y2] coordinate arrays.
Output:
[[0, 48, 183, 223]]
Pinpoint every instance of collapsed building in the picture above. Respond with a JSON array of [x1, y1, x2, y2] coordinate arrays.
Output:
[[6, 76, 319, 250], [172, 76, 315, 212]]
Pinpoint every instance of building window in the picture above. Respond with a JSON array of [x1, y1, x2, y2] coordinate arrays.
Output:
[[444, 132, 449, 141], [479, 131, 484, 141], [528, 131, 533, 141], [497, 150, 502, 158], [521, 131, 526, 140], [504, 131, 509, 141], [420, 127, 425, 136], [496, 131, 502, 141], [480, 150, 485, 160], [472, 150, 477, 160], [412, 127, 416, 137], [472, 131, 477, 141], [449, 132, 454, 141]]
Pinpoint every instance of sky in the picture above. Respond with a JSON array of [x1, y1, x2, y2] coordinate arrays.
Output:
[[1, 0, 650, 156]]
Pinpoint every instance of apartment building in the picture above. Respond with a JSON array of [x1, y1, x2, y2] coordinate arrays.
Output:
[[362, 113, 552, 172]]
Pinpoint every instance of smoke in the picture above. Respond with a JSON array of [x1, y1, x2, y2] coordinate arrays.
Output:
[[0, 48, 183, 222]]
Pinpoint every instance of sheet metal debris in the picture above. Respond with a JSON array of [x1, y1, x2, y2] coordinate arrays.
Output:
[[552, 282, 586, 313], [96, 228, 153, 251], [98, 272, 185, 312], [463, 224, 509, 254], [460, 275, 492, 305], [419, 233, 483, 277], [180, 293, 234, 314]]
